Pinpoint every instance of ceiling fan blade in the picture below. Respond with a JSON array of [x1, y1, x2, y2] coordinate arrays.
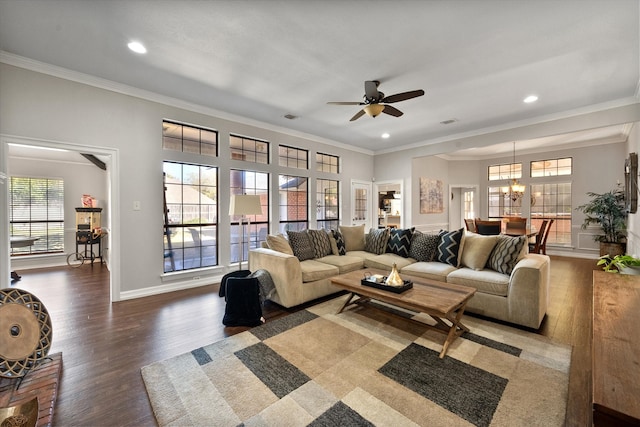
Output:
[[364, 80, 379, 100], [382, 89, 425, 104], [382, 105, 403, 117], [350, 109, 366, 121], [327, 101, 364, 105]]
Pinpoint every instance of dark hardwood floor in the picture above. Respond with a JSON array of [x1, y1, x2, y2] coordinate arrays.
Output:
[[3, 256, 598, 426]]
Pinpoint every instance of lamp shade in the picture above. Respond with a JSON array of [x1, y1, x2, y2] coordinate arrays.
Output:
[[229, 194, 263, 216], [364, 104, 385, 117]]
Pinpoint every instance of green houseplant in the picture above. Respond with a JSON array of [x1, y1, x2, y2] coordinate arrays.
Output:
[[597, 254, 640, 274], [576, 189, 627, 256]]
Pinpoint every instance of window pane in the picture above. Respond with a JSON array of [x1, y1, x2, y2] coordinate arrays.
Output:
[[279, 175, 308, 232], [529, 182, 571, 246], [230, 135, 269, 164], [162, 121, 218, 157], [163, 162, 218, 272], [317, 179, 339, 229], [316, 153, 339, 174], [279, 145, 309, 169]]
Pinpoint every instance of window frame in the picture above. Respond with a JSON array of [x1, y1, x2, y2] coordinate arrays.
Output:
[[162, 120, 218, 157], [278, 145, 309, 170], [230, 134, 270, 164], [278, 174, 308, 233], [316, 152, 340, 174], [316, 178, 340, 230]]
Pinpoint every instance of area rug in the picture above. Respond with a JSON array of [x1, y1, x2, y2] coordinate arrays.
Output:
[[141, 296, 571, 427]]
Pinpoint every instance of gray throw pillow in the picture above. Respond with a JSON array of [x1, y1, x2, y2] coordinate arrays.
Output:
[[486, 235, 527, 274], [365, 228, 390, 254], [286, 230, 315, 261], [307, 229, 332, 258]]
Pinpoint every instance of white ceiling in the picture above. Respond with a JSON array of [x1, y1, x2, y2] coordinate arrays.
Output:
[[0, 0, 638, 157]]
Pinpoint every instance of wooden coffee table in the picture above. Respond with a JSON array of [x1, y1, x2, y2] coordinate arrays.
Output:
[[330, 268, 476, 358]]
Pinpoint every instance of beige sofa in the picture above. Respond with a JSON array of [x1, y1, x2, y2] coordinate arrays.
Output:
[[248, 227, 550, 329]]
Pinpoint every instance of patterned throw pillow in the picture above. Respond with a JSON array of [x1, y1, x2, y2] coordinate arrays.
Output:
[[286, 230, 315, 261], [436, 228, 465, 266], [386, 228, 414, 258], [307, 229, 332, 258], [486, 235, 527, 275], [409, 231, 440, 262], [365, 228, 390, 254], [331, 229, 346, 255]]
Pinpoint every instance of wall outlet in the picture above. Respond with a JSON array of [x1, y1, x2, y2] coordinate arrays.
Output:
[[133, 201, 141, 211], [192, 276, 201, 280]]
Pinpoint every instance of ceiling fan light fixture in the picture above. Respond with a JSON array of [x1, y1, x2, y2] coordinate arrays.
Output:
[[364, 104, 385, 118]]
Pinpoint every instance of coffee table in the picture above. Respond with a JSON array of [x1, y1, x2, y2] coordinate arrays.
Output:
[[330, 268, 476, 358]]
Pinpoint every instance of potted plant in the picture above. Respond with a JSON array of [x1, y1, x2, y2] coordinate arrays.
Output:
[[597, 254, 640, 274], [576, 189, 627, 256]]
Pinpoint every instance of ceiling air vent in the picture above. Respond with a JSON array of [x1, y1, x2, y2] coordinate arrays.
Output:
[[440, 118, 458, 125], [284, 114, 298, 120]]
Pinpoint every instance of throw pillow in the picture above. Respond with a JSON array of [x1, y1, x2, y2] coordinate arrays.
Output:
[[307, 229, 332, 258], [331, 229, 346, 255], [461, 233, 499, 270], [339, 224, 366, 252], [409, 231, 440, 262], [286, 230, 315, 261], [365, 228, 390, 254], [265, 234, 293, 255], [386, 228, 414, 258], [486, 235, 527, 275], [436, 228, 465, 266]]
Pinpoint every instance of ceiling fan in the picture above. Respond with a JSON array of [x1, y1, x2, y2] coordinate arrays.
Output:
[[327, 80, 425, 122]]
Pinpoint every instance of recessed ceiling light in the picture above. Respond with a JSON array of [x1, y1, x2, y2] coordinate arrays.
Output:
[[523, 95, 538, 103], [127, 41, 147, 54], [381, 133, 390, 139]]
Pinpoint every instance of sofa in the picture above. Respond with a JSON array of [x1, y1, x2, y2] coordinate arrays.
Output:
[[248, 225, 550, 329]]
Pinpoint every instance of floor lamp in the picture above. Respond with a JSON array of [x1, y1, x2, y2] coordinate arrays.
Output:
[[229, 194, 263, 271]]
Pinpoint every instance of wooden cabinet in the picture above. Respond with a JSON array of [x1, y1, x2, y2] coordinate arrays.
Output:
[[592, 271, 640, 426]]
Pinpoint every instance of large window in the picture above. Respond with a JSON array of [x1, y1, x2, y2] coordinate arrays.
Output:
[[163, 162, 218, 272], [230, 135, 269, 164], [316, 179, 339, 230], [162, 121, 217, 157], [279, 175, 308, 233], [10, 177, 64, 255], [279, 145, 308, 169], [230, 169, 269, 265], [316, 152, 339, 173], [530, 182, 572, 245]]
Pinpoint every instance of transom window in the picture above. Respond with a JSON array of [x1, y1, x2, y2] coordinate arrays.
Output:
[[488, 163, 522, 181], [278, 175, 308, 233], [531, 157, 572, 177], [162, 120, 217, 157], [279, 145, 308, 169], [230, 169, 269, 264], [163, 162, 218, 272], [316, 153, 339, 173], [230, 135, 269, 164], [10, 177, 64, 255], [316, 179, 339, 230]]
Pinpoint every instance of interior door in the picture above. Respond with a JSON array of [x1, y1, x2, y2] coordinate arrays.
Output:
[[351, 180, 372, 228]]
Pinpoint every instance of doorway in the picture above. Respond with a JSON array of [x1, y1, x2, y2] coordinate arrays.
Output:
[[449, 185, 478, 230], [0, 135, 120, 301], [375, 180, 403, 229]]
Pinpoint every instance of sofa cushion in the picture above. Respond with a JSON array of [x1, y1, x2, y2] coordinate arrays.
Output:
[[446, 268, 510, 297], [365, 253, 416, 271], [365, 227, 390, 254], [299, 259, 340, 282], [409, 231, 440, 262], [307, 229, 332, 258], [400, 261, 457, 283], [486, 235, 527, 275], [345, 250, 379, 263], [386, 228, 414, 257], [461, 233, 499, 270], [287, 230, 315, 261], [317, 255, 364, 274], [265, 234, 294, 255], [436, 228, 465, 267], [340, 224, 366, 251], [331, 229, 346, 255]]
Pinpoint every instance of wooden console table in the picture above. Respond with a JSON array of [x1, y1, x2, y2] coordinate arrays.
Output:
[[592, 271, 640, 426]]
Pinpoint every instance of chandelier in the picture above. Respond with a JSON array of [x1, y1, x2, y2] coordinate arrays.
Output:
[[501, 142, 525, 202]]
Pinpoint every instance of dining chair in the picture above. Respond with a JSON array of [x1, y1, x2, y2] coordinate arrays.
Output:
[[475, 220, 502, 235], [528, 220, 548, 254], [464, 218, 477, 233], [539, 219, 554, 255]]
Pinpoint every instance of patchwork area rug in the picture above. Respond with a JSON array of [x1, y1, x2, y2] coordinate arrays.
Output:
[[141, 296, 571, 426]]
